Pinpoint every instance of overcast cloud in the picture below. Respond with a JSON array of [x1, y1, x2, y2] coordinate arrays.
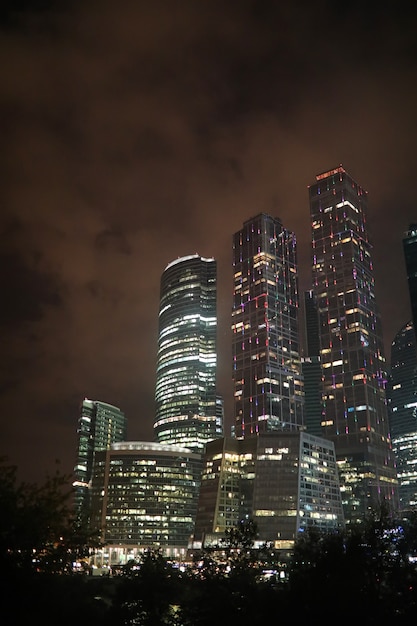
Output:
[[2, 0, 417, 483]]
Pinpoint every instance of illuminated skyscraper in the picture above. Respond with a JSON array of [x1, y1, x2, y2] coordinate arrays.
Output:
[[232, 213, 304, 438], [387, 321, 417, 512], [73, 398, 127, 520], [309, 165, 398, 523], [154, 254, 223, 452], [301, 290, 322, 437]]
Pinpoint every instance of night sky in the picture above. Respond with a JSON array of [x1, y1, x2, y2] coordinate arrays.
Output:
[[2, 0, 417, 484]]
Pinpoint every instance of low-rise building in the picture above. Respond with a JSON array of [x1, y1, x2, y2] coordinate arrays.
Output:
[[193, 431, 345, 555], [90, 441, 202, 562]]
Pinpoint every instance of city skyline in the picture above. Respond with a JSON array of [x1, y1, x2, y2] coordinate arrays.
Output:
[[2, 1, 417, 484]]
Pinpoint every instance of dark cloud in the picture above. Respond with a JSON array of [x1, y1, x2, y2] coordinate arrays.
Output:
[[94, 229, 132, 255], [1, 0, 417, 483], [0, 254, 62, 326]]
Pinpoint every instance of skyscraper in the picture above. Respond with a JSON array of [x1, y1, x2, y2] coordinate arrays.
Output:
[[301, 290, 323, 437], [232, 213, 304, 438], [387, 321, 417, 512], [309, 165, 398, 522], [73, 398, 127, 520], [154, 254, 223, 452], [403, 225, 417, 333]]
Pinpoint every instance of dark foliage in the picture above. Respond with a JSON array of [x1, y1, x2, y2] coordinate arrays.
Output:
[[0, 457, 105, 624], [2, 468, 417, 626], [287, 503, 417, 624], [108, 548, 183, 625], [0, 457, 101, 575]]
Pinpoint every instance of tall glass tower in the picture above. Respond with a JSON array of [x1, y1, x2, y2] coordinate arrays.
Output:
[[73, 398, 127, 521], [232, 213, 304, 438], [154, 255, 223, 452], [302, 290, 323, 437], [403, 225, 417, 334], [387, 321, 417, 512], [309, 165, 398, 523]]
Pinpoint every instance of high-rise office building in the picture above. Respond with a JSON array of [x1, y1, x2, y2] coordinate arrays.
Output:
[[301, 290, 322, 437], [387, 321, 417, 512], [232, 213, 304, 438], [309, 165, 398, 523], [403, 225, 417, 334], [90, 442, 202, 560], [193, 432, 344, 554], [87, 255, 221, 557], [154, 254, 223, 452], [73, 398, 127, 520]]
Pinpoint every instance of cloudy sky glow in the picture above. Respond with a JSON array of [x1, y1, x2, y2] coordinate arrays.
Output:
[[2, 0, 417, 483]]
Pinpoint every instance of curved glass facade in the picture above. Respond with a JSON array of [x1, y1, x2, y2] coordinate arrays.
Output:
[[90, 442, 202, 550], [154, 255, 223, 451]]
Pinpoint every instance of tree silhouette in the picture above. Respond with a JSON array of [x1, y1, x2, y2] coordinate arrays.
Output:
[[288, 502, 417, 623], [110, 548, 182, 625], [0, 457, 100, 574], [0, 457, 107, 624]]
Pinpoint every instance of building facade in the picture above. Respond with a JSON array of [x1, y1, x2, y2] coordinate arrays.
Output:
[[154, 255, 223, 452], [193, 432, 344, 553], [309, 165, 398, 522], [73, 398, 127, 520], [388, 321, 417, 512], [90, 442, 202, 560], [232, 213, 304, 438], [403, 225, 417, 334], [301, 290, 323, 437]]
